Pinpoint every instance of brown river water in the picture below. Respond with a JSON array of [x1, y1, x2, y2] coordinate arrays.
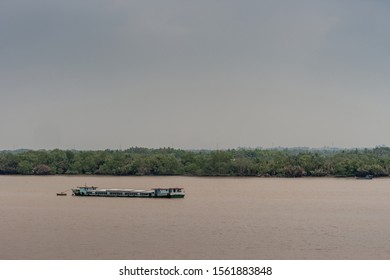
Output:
[[1, 175, 390, 260]]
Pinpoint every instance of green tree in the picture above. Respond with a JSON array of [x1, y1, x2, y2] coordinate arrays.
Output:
[[33, 164, 52, 175]]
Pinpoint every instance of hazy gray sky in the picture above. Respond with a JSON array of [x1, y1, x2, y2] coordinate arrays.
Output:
[[1, 0, 390, 150]]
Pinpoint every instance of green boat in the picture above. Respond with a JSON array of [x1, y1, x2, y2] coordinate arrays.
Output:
[[72, 186, 185, 198]]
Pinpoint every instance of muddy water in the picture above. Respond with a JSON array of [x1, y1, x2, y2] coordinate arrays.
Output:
[[1, 175, 390, 259]]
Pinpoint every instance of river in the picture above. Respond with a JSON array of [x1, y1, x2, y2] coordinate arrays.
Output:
[[1, 175, 390, 259]]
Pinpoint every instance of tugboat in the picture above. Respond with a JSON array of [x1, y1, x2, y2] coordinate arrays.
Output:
[[71, 185, 185, 198]]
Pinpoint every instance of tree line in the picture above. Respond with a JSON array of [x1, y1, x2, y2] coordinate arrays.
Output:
[[1, 147, 390, 177]]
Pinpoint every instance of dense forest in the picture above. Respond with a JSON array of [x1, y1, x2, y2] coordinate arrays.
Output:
[[1, 147, 390, 177]]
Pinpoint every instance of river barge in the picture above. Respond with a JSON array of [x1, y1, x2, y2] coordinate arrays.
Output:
[[71, 186, 185, 198]]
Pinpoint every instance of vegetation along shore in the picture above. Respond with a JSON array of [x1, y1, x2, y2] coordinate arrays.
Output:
[[1, 147, 390, 177]]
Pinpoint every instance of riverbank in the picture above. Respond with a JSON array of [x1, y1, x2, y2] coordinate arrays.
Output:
[[1, 147, 389, 178]]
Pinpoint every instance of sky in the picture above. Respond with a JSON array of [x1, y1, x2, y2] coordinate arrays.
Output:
[[1, 0, 390, 150]]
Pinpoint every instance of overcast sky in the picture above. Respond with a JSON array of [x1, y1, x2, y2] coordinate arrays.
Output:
[[1, 0, 390, 150]]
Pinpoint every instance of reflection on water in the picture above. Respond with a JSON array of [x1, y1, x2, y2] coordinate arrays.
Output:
[[1, 175, 390, 259]]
